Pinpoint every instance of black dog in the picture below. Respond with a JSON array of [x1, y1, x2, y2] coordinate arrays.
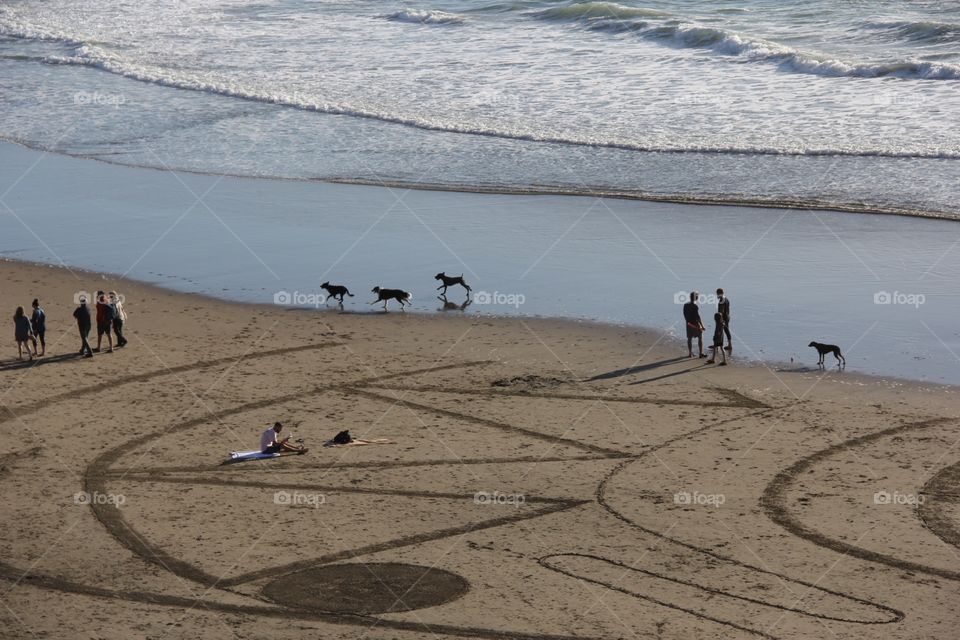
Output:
[[370, 286, 412, 311], [435, 272, 471, 295], [320, 282, 354, 304], [808, 341, 845, 367]]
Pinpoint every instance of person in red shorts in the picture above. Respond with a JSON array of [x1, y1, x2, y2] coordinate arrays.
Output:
[[94, 291, 114, 353]]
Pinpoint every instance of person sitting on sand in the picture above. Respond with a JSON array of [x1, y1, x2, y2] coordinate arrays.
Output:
[[683, 292, 705, 358], [260, 422, 306, 454], [13, 306, 35, 361], [706, 312, 727, 366]]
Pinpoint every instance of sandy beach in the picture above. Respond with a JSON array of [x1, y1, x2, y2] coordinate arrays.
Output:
[[1, 258, 958, 639]]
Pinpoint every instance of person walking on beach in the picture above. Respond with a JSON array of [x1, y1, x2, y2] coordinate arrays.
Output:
[[73, 297, 93, 358], [683, 291, 706, 358], [706, 312, 728, 366], [109, 291, 127, 347], [716, 288, 731, 352], [94, 291, 114, 353], [13, 306, 35, 361], [30, 298, 46, 357]]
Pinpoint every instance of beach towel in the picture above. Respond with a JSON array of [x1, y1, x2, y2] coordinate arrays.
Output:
[[323, 438, 394, 448]]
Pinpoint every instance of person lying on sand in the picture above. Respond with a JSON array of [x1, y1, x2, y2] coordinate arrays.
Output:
[[323, 430, 394, 447], [260, 422, 307, 454]]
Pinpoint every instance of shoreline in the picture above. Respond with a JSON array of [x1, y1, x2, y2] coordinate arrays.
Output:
[[3, 136, 958, 224], [3, 139, 958, 386], [4, 256, 956, 395]]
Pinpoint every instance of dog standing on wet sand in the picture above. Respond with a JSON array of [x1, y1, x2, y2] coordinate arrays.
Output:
[[809, 341, 845, 367]]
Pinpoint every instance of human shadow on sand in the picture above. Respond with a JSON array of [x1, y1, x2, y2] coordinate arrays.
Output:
[[586, 356, 691, 382], [0, 351, 93, 372]]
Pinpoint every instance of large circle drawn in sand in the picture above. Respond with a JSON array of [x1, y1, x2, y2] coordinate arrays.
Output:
[[262, 562, 470, 614]]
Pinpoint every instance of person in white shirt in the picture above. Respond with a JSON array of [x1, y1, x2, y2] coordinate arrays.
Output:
[[109, 291, 128, 347], [260, 422, 306, 454]]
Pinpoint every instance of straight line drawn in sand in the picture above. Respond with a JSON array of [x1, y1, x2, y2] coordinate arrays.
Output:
[[539, 553, 900, 638]]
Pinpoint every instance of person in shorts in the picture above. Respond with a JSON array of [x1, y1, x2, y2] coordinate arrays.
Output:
[[13, 306, 35, 361], [95, 291, 114, 353], [683, 291, 705, 358], [706, 312, 728, 366], [30, 298, 46, 356]]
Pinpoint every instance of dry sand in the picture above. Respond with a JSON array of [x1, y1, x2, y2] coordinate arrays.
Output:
[[0, 259, 958, 640]]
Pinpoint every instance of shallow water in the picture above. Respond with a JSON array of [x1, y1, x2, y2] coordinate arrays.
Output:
[[2, 143, 958, 384]]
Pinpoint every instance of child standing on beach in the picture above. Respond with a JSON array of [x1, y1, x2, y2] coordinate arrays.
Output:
[[706, 312, 727, 366], [13, 306, 35, 361]]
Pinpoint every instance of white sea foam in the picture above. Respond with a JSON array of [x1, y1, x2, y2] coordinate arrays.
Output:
[[383, 9, 466, 25]]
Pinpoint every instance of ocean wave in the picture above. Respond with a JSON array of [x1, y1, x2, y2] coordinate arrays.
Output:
[[656, 23, 960, 79], [532, 1, 670, 21], [528, 5, 960, 80], [382, 9, 466, 25], [16, 47, 960, 161], [866, 19, 960, 45]]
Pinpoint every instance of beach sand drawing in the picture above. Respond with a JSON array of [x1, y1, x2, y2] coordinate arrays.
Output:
[[1, 265, 958, 638], [1, 0, 959, 637]]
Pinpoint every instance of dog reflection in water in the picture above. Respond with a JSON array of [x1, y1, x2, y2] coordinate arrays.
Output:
[[437, 295, 471, 312]]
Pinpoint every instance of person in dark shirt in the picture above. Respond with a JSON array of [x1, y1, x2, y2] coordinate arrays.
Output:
[[683, 292, 705, 358], [716, 288, 731, 352], [94, 291, 114, 353], [13, 306, 34, 361], [30, 298, 46, 357], [706, 312, 728, 366], [73, 298, 93, 358]]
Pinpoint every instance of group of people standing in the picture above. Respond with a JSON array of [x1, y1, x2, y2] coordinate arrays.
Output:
[[683, 288, 732, 366], [11, 290, 127, 361], [73, 291, 128, 357]]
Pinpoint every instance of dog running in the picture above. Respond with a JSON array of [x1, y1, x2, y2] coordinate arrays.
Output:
[[320, 282, 354, 304], [808, 341, 846, 367], [435, 272, 472, 295], [370, 286, 412, 311]]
